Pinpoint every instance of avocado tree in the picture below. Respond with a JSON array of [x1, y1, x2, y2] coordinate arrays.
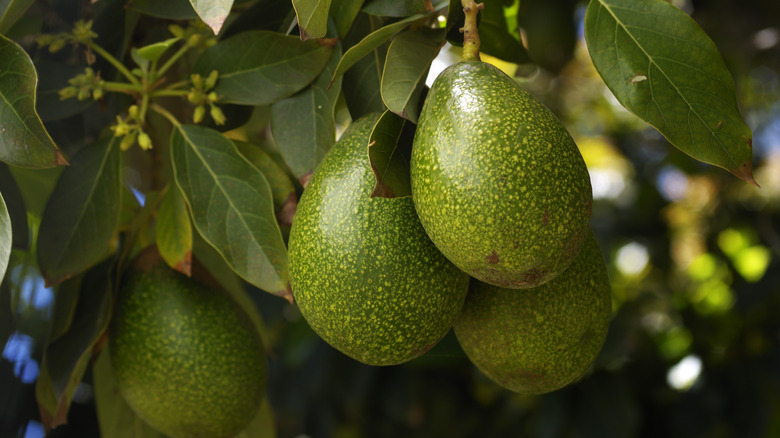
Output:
[[1, 0, 777, 436]]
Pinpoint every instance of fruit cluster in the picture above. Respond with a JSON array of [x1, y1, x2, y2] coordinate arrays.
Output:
[[288, 59, 612, 395]]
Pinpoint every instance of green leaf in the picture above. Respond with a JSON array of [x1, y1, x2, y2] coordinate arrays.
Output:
[[0, 192, 10, 280], [480, 0, 530, 64], [518, 0, 576, 72], [35, 60, 94, 122], [0, 163, 28, 249], [0, 35, 67, 168], [190, 0, 234, 34], [271, 42, 343, 181], [293, 0, 332, 39], [37, 138, 122, 286], [235, 141, 296, 212], [362, 0, 447, 17], [127, 0, 198, 19], [39, 260, 113, 427], [135, 37, 180, 61], [381, 28, 444, 122], [330, 0, 365, 37], [342, 14, 388, 118], [330, 12, 429, 84], [93, 346, 167, 438], [156, 186, 193, 276], [194, 30, 333, 106], [584, 0, 756, 185], [0, 0, 35, 34], [221, 0, 292, 38], [170, 125, 291, 301], [368, 110, 415, 198]]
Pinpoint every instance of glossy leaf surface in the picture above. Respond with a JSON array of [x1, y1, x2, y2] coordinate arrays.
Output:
[[368, 110, 414, 198]]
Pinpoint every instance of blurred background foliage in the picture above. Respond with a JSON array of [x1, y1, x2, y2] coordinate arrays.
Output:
[[3, 0, 780, 437]]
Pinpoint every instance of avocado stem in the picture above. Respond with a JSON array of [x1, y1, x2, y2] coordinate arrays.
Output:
[[460, 0, 484, 62]]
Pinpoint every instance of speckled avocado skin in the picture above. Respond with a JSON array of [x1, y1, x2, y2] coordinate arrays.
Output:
[[411, 61, 592, 288], [288, 114, 470, 366], [109, 247, 267, 438], [453, 232, 611, 395]]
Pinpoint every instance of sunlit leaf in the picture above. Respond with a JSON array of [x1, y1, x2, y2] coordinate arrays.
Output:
[[368, 110, 415, 198], [190, 0, 233, 34], [330, 12, 428, 84], [194, 30, 333, 105], [0, 0, 35, 34], [156, 186, 193, 276], [127, 0, 198, 19], [584, 0, 756, 184], [0, 192, 11, 280], [170, 125, 291, 301], [39, 261, 113, 427], [93, 346, 167, 438], [136, 37, 180, 61], [0, 163, 28, 249], [362, 0, 446, 17], [381, 28, 444, 122], [293, 0, 332, 39], [271, 42, 342, 181], [37, 137, 122, 286], [0, 35, 67, 168]]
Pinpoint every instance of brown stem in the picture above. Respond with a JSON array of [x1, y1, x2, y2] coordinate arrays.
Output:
[[460, 0, 484, 61]]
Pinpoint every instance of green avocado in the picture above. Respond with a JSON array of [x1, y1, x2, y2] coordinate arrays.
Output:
[[411, 61, 592, 289], [453, 232, 612, 395], [288, 113, 470, 366], [109, 247, 267, 438]]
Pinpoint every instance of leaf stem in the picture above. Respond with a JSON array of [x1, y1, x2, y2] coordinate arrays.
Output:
[[86, 41, 141, 87], [460, 0, 484, 62], [103, 81, 141, 94], [150, 103, 181, 128], [156, 42, 191, 79], [150, 89, 189, 97]]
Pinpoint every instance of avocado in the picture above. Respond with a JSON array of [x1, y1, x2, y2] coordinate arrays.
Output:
[[109, 246, 267, 438], [288, 113, 470, 366], [453, 232, 611, 395], [410, 61, 592, 288]]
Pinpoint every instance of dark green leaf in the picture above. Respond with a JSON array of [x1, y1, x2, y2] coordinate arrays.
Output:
[[362, 0, 447, 17], [330, 0, 365, 37], [0, 192, 10, 280], [126, 0, 198, 19], [7, 165, 63, 218], [0, 162, 28, 249], [156, 186, 193, 276], [170, 125, 291, 300], [584, 0, 756, 184], [40, 260, 113, 427], [194, 30, 333, 105], [0, 35, 67, 168], [93, 346, 167, 438], [293, 0, 332, 39], [235, 141, 296, 212], [46, 277, 81, 344], [190, 0, 234, 34], [0, 0, 35, 34], [480, 0, 530, 64], [445, 0, 466, 45], [330, 12, 428, 84], [519, 0, 576, 72], [342, 14, 388, 118], [222, 0, 293, 38], [37, 138, 122, 286], [368, 110, 415, 198], [381, 28, 444, 122], [35, 60, 94, 122], [271, 43, 343, 181]]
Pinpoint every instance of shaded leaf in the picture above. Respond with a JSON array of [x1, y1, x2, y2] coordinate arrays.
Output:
[[127, 0, 198, 19], [362, 0, 447, 17], [39, 260, 113, 427], [156, 186, 193, 276], [584, 0, 756, 184], [235, 141, 296, 212], [190, 0, 233, 34], [222, 0, 292, 38], [93, 346, 167, 438], [518, 0, 576, 72], [330, 0, 365, 37], [37, 138, 122, 286], [381, 28, 444, 122], [0, 0, 35, 34], [0, 35, 67, 168], [480, 0, 530, 64], [271, 42, 343, 181], [35, 60, 94, 122], [0, 192, 10, 280], [293, 0, 332, 39], [0, 162, 28, 249], [368, 110, 415, 198], [170, 125, 290, 300], [342, 14, 389, 118], [330, 12, 429, 84], [194, 30, 333, 105]]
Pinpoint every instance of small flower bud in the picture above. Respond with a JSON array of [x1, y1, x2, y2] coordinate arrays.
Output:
[[58, 86, 77, 100], [138, 132, 152, 150], [119, 132, 137, 151], [205, 70, 219, 90], [209, 105, 226, 126], [193, 105, 206, 124]]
